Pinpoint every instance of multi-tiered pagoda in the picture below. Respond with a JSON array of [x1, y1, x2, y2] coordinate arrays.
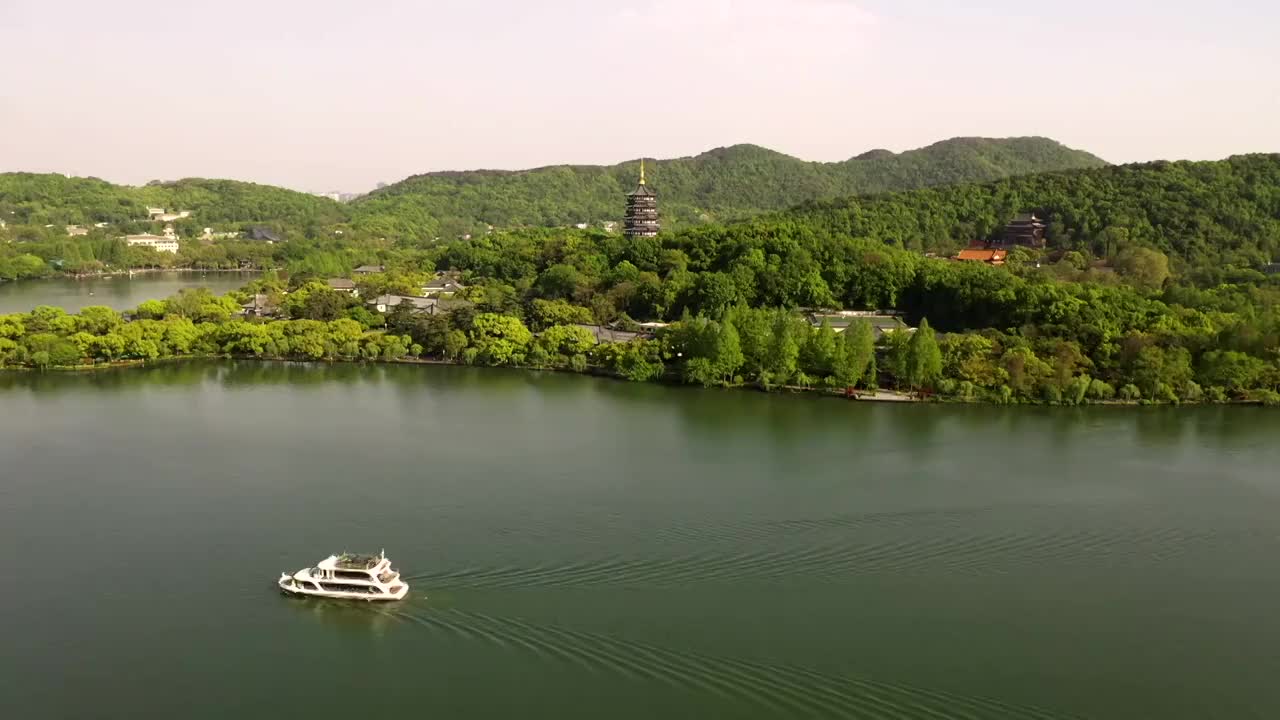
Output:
[[624, 159, 659, 238], [997, 213, 1047, 248]]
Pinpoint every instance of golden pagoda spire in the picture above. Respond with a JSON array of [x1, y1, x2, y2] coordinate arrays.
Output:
[[639, 158, 646, 185]]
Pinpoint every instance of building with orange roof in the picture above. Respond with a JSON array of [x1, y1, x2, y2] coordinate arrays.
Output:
[[953, 248, 1008, 265]]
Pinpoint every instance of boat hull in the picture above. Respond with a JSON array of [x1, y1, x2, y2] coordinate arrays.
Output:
[[278, 574, 408, 602]]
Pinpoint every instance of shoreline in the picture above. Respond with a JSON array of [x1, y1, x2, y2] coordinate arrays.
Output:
[[62, 268, 268, 280], [2, 354, 1269, 407], [1, 268, 268, 283]]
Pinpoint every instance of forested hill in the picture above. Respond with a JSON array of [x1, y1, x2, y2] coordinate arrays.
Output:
[[0, 174, 347, 229], [347, 137, 1106, 237], [772, 153, 1280, 273]]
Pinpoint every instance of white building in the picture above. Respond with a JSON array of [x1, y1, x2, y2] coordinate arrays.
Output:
[[124, 234, 180, 253], [147, 207, 191, 222]]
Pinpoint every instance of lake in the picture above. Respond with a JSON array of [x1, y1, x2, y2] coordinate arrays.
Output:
[[3, 361, 1279, 719], [0, 272, 258, 315]]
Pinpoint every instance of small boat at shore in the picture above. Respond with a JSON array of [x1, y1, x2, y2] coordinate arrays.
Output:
[[278, 551, 409, 601]]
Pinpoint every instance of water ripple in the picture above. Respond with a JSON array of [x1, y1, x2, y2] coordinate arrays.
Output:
[[406, 510, 1223, 590], [383, 607, 1079, 720]]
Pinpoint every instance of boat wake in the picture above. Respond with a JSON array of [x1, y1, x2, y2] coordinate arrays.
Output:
[[404, 508, 1221, 590], [381, 606, 1080, 719]]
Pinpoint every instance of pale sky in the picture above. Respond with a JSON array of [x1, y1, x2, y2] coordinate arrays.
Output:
[[2, 0, 1277, 192]]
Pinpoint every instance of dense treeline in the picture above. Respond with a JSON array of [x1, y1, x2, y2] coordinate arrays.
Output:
[[3, 152, 1279, 404], [0, 174, 347, 228], [0, 174, 352, 277], [3, 223, 1278, 405], [349, 137, 1104, 237], [787, 154, 1280, 272]]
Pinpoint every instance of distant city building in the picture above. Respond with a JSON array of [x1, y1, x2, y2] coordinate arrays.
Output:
[[66, 225, 88, 237], [314, 191, 342, 202], [353, 264, 386, 275], [1263, 262, 1280, 275], [124, 234, 180, 253], [624, 159, 659, 239]]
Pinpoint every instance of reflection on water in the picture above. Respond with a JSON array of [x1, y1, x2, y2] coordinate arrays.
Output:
[[3, 360, 1277, 457], [284, 595, 400, 638]]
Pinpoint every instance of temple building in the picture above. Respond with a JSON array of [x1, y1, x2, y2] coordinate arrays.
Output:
[[997, 213, 1047, 248], [624, 159, 659, 239]]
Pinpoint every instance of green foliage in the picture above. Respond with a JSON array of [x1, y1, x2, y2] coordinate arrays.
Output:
[[348, 138, 1104, 234], [530, 299, 594, 329], [5, 150, 1280, 404], [906, 319, 943, 391], [469, 313, 533, 366], [538, 325, 596, 358]]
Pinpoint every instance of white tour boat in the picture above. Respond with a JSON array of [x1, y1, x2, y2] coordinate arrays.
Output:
[[278, 551, 409, 601]]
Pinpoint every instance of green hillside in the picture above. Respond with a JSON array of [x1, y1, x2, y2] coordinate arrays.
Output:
[[349, 137, 1106, 237], [0, 174, 347, 230], [780, 154, 1280, 271]]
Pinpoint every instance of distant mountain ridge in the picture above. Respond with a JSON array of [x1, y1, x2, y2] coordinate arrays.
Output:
[[1, 137, 1105, 240], [347, 137, 1106, 237]]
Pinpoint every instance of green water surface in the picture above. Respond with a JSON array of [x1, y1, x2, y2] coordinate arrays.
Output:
[[2, 361, 1278, 719]]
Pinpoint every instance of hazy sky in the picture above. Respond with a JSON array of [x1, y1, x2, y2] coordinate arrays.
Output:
[[3, 0, 1277, 191]]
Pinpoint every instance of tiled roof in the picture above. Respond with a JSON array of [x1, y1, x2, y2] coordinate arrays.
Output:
[[955, 249, 1008, 263]]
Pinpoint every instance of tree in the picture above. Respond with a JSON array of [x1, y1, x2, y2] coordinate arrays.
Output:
[[538, 325, 596, 359], [1113, 247, 1170, 290], [536, 264, 584, 300], [800, 319, 837, 378], [694, 272, 739, 319], [469, 313, 532, 366], [134, 299, 168, 320], [765, 312, 799, 382], [444, 329, 468, 361], [298, 288, 350, 321], [832, 320, 874, 388], [714, 318, 744, 383], [905, 318, 943, 391], [1087, 379, 1116, 401], [75, 303, 124, 335], [1198, 350, 1266, 394], [616, 341, 663, 382], [530, 299, 593, 329]]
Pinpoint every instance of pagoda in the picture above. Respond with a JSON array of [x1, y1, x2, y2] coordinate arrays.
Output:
[[997, 213, 1047, 248], [624, 159, 659, 239]]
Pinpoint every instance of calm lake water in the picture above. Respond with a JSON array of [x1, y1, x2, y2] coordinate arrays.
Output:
[[3, 362, 1279, 719], [0, 272, 258, 314]]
